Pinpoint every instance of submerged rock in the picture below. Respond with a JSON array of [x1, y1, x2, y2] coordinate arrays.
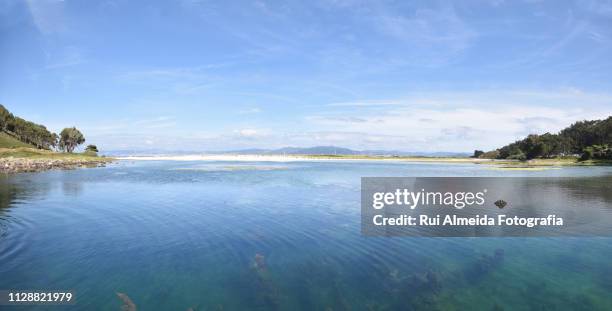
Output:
[[116, 292, 137, 311], [492, 303, 505, 311], [248, 253, 280, 310], [493, 248, 505, 263], [494, 199, 507, 209], [425, 270, 442, 293], [253, 253, 266, 271]]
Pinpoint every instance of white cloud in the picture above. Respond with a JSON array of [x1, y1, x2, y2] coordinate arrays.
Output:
[[305, 90, 612, 151], [234, 128, 268, 138], [75, 89, 612, 153]]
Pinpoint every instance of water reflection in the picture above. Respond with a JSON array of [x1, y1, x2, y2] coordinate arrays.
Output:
[[62, 181, 83, 197]]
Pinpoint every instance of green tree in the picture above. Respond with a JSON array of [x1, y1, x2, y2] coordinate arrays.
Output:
[[0, 104, 57, 149], [489, 116, 611, 160], [59, 127, 85, 153], [85, 144, 99, 153], [472, 150, 484, 158]]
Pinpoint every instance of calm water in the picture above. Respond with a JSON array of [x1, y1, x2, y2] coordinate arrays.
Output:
[[1, 160, 612, 310]]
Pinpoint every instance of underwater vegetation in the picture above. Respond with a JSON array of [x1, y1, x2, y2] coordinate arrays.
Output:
[[285, 257, 351, 311], [465, 249, 505, 282], [103, 244, 612, 310], [248, 253, 281, 310], [116, 292, 197, 311]]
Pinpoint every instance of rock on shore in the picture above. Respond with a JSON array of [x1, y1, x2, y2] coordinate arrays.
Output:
[[0, 157, 110, 174]]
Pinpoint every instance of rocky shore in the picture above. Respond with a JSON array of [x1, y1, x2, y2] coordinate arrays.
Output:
[[0, 157, 112, 174]]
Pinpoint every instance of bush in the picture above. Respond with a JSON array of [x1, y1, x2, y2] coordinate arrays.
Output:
[[480, 150, 500, 159], [85, 144, 99, 153], [507, 151, 527, 161], [580, 144, 612, 161], [580, 147, 593, 161]]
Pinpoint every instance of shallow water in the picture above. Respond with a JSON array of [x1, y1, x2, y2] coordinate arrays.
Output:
[[1, 160, 612, 310]]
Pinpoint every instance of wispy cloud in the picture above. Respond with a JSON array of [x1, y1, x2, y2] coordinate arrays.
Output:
[[371, 5, 477, 65], [238, 107, 262, 114], [44, 46, 86, 69], [25, 0, 66, 34], [305, 89, 612, 151], [327, 100, 400, 107], [81, 116, 177, 135]]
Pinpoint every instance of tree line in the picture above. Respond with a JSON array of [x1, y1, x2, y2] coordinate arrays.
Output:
[[0, 104, 93, 153], [474, 116, 612, 161]]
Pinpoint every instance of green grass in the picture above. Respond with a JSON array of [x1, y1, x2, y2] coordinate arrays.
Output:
[[481, 157, 612, 166], [0, 147, 113, 162], [0, 132, 112, 161], [301, 154, 612, 166], [0, 132, 35, 148]]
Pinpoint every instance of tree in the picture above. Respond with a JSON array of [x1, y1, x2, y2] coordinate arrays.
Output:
[[85, 144, 99, 153], [0, 105, 57, 149], [472, 150, 484, 158], [580, 144, 612, 161], [59, 127, 85, 153]]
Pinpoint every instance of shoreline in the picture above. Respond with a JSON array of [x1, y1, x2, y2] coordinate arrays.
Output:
[[0, 157, 112, 174], [0, 148, 114, 174], [116, 154, 493, 163], [117, 154, 612, 167], [2, 152, 608, 174]]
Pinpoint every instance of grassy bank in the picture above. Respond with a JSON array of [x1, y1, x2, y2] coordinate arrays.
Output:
[[480, 158, 612, 167], [0, 147, 108, 159], [0, 132, 35, 148]]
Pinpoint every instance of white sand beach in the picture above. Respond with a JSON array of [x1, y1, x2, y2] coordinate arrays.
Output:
[[117, 154, 356, 162], [116, 154, 494, 163]]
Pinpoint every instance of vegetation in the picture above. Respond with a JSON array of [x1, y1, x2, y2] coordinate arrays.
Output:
[[59, 127, 85, 153], [472, 150, 484, 158], [0, 132, 35, 149], [0, 104, 96, 155], [482, 116, 612, 161], [581, 144, 612, 161], [0, 147, 107, 160], [0, 105, 57, 149], [85, 144, 99, 153]]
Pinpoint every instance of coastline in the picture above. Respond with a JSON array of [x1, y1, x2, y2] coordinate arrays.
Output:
[[117, 154, 612, 167], [116, 154, 493, 163], [0, 148, 114, 174], [0, 157, 112, 174], [2, 152, 608, 174]]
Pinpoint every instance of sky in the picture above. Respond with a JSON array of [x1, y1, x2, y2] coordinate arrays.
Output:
[[1, 0, 611, 152]]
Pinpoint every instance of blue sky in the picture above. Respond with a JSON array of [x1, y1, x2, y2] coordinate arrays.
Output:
[[1, 0, 611, 152]]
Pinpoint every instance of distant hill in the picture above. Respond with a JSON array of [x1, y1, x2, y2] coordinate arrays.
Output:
[[106, 146, 470, 157], [224, 146, 470, 157]]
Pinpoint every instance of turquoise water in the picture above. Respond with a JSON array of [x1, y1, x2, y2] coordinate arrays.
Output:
[[1, 160, 612, 310]]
